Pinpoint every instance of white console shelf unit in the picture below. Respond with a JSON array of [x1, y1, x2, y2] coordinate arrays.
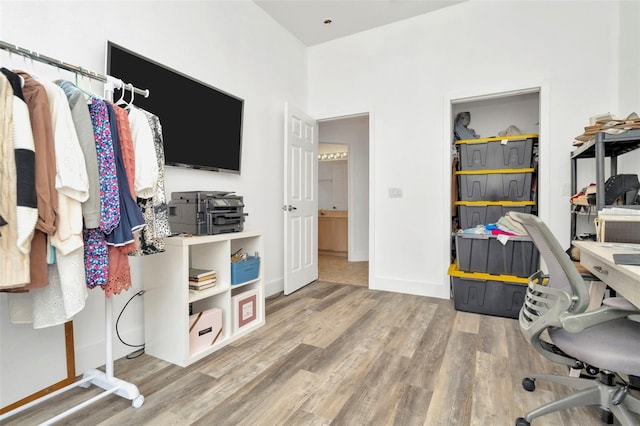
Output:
[[142, 231, 264, 367]]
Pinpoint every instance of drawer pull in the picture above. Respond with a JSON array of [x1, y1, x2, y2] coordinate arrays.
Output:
[[593, 265, 608, 275]]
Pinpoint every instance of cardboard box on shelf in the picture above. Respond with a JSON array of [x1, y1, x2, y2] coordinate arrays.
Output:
[[595, 214, 640, 244]]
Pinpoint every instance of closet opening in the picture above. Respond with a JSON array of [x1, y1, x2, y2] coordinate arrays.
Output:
[[445, 85, 544, 312]]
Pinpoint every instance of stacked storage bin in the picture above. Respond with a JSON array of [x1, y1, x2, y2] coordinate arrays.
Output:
[[450, 134, 539, 319]]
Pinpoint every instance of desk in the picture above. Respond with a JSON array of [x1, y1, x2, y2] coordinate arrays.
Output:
[[572, 240, 640, 308]]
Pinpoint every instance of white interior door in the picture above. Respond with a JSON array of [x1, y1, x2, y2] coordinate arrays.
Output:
[[283, 102, 318, 295]]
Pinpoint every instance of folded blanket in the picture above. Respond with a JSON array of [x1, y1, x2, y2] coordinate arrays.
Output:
[[496, 212, 529, 236]]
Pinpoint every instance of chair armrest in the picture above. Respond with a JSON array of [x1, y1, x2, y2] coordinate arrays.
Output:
[[560, 305, 640, 333]]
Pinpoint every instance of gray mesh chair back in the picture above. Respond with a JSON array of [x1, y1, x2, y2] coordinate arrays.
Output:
[[509, 211, 590, 367], [510, 211, 588, 303], [509, 211, 640, 426]]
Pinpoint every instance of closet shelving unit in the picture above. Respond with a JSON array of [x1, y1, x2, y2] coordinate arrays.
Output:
[[0, 40, 149, 424], [570, 129, 640, 240]]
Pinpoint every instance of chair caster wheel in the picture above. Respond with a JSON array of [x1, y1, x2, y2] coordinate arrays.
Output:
[[600, 408, 613, 424], [516, 417, 531, 426], [522, 378, 536, 392]]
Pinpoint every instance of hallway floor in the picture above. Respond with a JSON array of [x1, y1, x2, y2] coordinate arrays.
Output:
[[318, 254, 368, 287]]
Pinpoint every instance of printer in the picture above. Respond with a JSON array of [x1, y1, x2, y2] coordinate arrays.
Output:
[[168, 191, 247, 235]]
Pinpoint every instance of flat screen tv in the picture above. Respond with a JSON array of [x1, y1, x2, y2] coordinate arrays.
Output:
[[106, 41, 244, 174]]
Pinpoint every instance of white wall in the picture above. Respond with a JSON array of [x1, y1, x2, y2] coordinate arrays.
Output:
[[307, 0, 639, 298], [619, 0, 640, 115], [618, 0, 640, 174], [0, 0, 306, 407]]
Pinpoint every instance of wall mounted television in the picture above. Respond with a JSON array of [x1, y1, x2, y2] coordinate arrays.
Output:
[[106, 41, 244, 174]]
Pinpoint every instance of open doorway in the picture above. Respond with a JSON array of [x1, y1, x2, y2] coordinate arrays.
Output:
[[317, 115, 370, 287]]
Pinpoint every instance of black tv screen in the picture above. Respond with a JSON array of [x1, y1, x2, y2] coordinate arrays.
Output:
[[106, 41, 244, 174]]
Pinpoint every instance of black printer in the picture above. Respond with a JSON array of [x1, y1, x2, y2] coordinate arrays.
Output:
[[168, 191, 247, 235]]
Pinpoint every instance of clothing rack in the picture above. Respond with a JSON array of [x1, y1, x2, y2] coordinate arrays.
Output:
[[0, 40, 147, 424], [0, 40, 149, 98]]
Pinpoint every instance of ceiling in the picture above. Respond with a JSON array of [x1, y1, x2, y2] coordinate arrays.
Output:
[[253, 0, 467, 46]]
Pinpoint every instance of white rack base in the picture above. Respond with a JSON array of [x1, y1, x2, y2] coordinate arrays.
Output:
[[0, 370, 143, 425], [80, 368, 144, 407]]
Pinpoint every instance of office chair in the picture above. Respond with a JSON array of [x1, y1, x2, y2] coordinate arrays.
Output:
[[508, 212, 640, 426]]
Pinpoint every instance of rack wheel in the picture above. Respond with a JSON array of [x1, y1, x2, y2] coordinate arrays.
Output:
[[515, 417, 530, 426], [132, 395, 144, 408], [522, 378, 536, 392]]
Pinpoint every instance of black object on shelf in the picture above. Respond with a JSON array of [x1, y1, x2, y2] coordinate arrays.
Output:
[[603, 174, 640, 205]]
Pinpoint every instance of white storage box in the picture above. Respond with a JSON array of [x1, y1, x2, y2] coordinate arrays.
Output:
[[231, 289, 259, 332], [188, 308, 223, 355]]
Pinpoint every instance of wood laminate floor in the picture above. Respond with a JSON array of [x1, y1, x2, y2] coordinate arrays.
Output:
[[3, 281, 637, 426], [318, 255, 368, 287]]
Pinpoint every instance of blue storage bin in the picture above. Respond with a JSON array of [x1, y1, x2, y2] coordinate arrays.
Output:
[[231, 256, 260, 285]]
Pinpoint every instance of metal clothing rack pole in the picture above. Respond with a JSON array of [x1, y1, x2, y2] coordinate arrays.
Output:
[[0, 40, 149, 98], [0, 40, 147, 423]]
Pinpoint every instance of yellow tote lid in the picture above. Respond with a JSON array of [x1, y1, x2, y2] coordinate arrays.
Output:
[[455, 134, 539, 144], [456, 168, 534, 175], [447, 263, 529, 284]]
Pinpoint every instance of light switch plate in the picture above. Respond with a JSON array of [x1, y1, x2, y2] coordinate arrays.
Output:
[[388, 187, 403, 198]]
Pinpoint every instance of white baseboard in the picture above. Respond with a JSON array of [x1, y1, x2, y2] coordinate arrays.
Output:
[[370, 276, 450, 299], [265, 278, 284, 298]]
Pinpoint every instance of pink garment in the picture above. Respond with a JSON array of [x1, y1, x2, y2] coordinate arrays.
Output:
[[110, 102, 136, 200], [103, 246, 131, 297], [491, 229, 518, 236]]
